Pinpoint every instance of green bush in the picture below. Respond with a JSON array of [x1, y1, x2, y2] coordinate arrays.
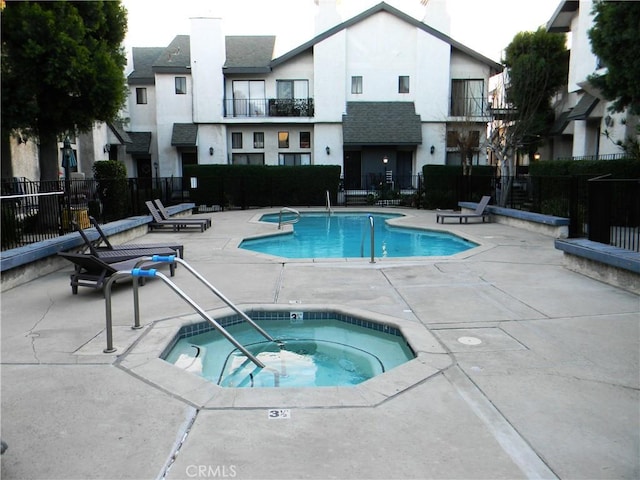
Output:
[[529, 158, 640, 177], [93, 160, 129, 221], [184, 165, 342, 208], [422, 165, 495, 209]]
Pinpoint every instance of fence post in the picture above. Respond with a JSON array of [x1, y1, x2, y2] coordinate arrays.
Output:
[[568, 175, 579, 238], [588, 179, 611, 245]]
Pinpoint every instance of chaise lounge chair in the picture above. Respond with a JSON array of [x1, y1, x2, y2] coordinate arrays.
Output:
[[153, 199, 211, 229], [145, 201, 208, 232], [58, 251, 175, 294], [72, 220, 180, 262], [436, 195, 492, 224], [88, 216, 185, 258]]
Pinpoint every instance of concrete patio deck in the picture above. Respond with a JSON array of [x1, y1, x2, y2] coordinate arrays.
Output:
[[1, 207, 638, 480]]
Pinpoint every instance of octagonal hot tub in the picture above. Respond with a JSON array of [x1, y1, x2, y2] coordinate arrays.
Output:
[[119, 305, 450, 408], [162, 310, 415, 388]]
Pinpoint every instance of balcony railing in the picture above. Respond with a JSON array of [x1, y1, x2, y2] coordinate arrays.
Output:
[[224, 98, 314, 118], [449, 96, 490, 118]]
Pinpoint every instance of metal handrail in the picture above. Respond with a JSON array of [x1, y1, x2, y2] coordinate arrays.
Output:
[[169, 257, 276, 344], [103, 255, 278, 369], [131, 268, 266, 368], [359, 214, 375, 263], [278, 207, 300, 229], [325, 190, 332, 215]]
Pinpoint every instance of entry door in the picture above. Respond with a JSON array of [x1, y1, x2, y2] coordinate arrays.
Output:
[[136, 157, 152, 189], [397, 151, 413, 188], [343, 152, 362, 189]]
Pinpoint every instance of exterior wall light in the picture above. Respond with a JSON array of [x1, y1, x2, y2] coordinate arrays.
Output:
[[383, 156, 388, 164], [326, 146, 330, 155], [209, 147, 214, 156], [534, 152, 541, 161], [430, 145, 435, 155]]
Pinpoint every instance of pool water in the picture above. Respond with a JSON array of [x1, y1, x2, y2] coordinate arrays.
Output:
[[240, 212, 476, 258], [164, 319, 415, 388]]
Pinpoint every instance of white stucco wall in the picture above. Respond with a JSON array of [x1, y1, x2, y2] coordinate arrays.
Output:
[[567, 3, 597, 93], [190, 17, 225, 123], [155, 73, 194, 176], [415, 33, 450, 121], [313, 30, 347, 122]]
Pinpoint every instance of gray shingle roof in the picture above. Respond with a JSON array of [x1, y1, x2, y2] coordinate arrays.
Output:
[[171, 123, 198, 146], [224, 36, 275, 73], [153, 35, 191, 73], [108, 122, 132, 145], [567, 93, 599, 120], [342, 102, 422, 145], [125, 132, 152, 155], [550, 110, 571, 136], [128, 47, 164, 84]]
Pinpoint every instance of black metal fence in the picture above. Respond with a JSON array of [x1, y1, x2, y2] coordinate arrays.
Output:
[[0, 177, 190, 251], [2, 174, 638, 253], [587, 178, 639, 251]]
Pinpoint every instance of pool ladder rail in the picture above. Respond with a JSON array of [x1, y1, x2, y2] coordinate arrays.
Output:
[[360, 214, 376, 263], [325, 189, 332, 216], [278, 207, 300, 229], [103, 255, 281, 369]]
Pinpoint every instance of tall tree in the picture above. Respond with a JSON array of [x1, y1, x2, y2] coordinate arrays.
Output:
[[588, 0, 640, 115], [1, 1, 128, 182], [488, 28, 567, 205]]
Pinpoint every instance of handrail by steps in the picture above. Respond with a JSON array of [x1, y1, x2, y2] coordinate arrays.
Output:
[[359, 214, 375, 263], [325, 190, 332, 215], [278, 207, 300, 229]]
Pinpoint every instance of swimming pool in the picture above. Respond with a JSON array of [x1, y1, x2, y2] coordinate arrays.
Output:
[[240, 212, 477, 258], [163, 310, 415, 388]]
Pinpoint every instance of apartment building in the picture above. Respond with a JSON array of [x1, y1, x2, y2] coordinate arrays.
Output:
[[123, 2, 502, 188], [546, 0, 639, 160]]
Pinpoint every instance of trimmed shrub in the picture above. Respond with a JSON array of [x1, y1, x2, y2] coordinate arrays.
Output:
[[184, 165, 342, 208], [93, 160, 129, 222]]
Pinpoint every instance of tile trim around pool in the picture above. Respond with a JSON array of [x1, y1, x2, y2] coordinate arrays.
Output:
[[118, 304, 452, 409]]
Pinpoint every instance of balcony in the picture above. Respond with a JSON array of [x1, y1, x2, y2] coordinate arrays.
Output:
[[224, 98, 314, 118], [449, 96, 491, 119]]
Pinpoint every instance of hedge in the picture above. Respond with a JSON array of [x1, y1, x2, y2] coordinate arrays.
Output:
[[183, 164, 342, 209], [421, 165, 496, 209]]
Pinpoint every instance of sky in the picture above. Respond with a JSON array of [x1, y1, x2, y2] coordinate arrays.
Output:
[[122, 0, 562, 64]]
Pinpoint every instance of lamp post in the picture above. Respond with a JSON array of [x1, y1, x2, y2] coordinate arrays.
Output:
[[382, 156, 389, 196]]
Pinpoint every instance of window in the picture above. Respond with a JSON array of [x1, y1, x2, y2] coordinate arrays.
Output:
[[447, 130, 480, 148], [398, 76, 410, 93], [231, 132, 243, 149], [278, 131, 289, 148], [450, 79, 484, 116], [232, 80, 265, 116], [232, 153, 264, 165], [253, 132, 264, 149], [351, 76, 363, 94], [136, 88, 147, 104], [277, 80, 309, 99], [279, 153, 311, 166], [300, 132, 311, 149], [175, 77, 187, 94]]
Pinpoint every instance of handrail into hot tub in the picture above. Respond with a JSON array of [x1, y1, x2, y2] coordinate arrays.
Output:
[[278, 207, 300, 229], [103, 255, 277, 368]]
